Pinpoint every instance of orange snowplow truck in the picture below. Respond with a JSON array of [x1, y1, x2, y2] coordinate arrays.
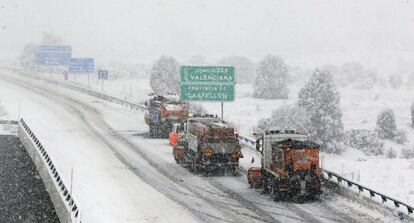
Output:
[[172, 115, 243, 175], [247, 130, 323, 201], [144, 95, 188, 138]]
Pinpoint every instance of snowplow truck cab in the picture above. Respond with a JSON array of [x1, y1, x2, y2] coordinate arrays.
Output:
[[144, 95, 188, 138], [248, 130, 323, 201], [173, 115, 243, 174]]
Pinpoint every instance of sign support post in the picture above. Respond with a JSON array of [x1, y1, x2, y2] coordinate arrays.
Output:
[[221, 102, 224, 121], [98, 69, 108, 93], [101, 78, 104, 92], [69, 58, 94, 83]]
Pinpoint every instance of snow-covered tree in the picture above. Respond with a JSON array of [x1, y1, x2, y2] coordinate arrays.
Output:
[[297, 70, 345, 153], [385, 147, 397, 159], [411, 102, 414, 128], [394, 129, 407, 144], [401, 147, 414, 159], [19, 32, 65, 73], [253, 55, 289, 99], [322, 62, 378, 90], [257, 105, 311, 133], [388, 74, 403, 89], [353, 70, 378, 90], [375, 109, 397, 140], [346, 129, 384, 155], [150, 56, 180, 95], [337, 62, 365, 87], [20, 43, 36, 69], [218, 56, 255, 84]]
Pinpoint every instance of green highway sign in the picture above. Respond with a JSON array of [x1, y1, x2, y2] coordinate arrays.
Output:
[[180, 66, 235, 84], [179, 66, 235, 102], [179, 84, 235, 101]]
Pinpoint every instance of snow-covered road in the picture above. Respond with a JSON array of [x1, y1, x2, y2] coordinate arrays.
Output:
[[0, 76, 198, 223], [0, 72, 402, 223]]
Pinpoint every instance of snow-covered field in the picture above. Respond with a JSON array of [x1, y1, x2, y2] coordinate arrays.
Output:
[[39, 70, 414, 207]]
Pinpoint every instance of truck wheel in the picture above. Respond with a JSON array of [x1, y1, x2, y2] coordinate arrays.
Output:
[[174, 150, 183, 164], [190, 157, 199, 173], [154, 127, 160, 138], [153, 127, 157, 138], [248, 180, 254, 188], [189, 161, 195, 172], [261, 175, 270, 194], [271, 183, 280, 201], [231, 166, 239, 176], [188, 156, 195, 172], [149, 126, 153, 137]]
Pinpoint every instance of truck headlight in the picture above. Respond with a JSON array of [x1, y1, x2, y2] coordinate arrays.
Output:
[[203, 147, 213, 157]]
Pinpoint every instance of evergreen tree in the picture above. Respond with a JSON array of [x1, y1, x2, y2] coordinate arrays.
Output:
[[385, 147, 397, 159], [401, 147, 414, 159], [253, 55, 289, 99], [346, 129, 384, 155], [375, 109, 397, 140], [297, 70, 345, 153], [257, 105, 311, 133], [150, 56, 180, 95]]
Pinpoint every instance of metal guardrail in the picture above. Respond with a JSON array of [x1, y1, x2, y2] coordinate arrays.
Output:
[[19, 118, 82, 223], [40, 75, 146, 111], [0, 120, 19, 125], [323, 169, 413, 215], [239, 135, 413, 216], [3, 65, 413, 217], [0, 66, 146, 111]]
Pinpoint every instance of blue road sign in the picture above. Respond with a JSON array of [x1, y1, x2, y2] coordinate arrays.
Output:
[[34, 45, 72, 65], [98, 70, 108, 80], [69, 58, 94, 73]]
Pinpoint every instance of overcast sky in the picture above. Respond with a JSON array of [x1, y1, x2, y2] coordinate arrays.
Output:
[[1, 0, 414, 70]]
